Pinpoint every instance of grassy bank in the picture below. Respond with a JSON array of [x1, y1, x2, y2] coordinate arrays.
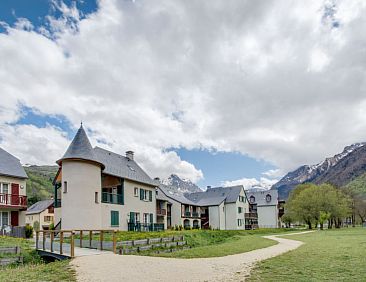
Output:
[[0, 236, 75, 282], [249, 228, 366, 281], [115, 228, 297, 258]]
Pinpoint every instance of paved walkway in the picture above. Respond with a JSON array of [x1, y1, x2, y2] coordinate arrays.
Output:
[[72, 231, 314, 281]]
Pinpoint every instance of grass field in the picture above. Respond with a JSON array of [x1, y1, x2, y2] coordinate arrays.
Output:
[[0, 236, 75, 282], [249, 228, 366, 281]]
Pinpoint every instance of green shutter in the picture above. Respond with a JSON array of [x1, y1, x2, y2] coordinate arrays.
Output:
[[149, 190, 152, 202], [130, 212, 135, 223], [140, 189, 144, 200], [150, 213, 153, 224], [111, 211, 119, 226]]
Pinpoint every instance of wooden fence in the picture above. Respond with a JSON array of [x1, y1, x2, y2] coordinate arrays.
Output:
[[0, 226, 25, 238], [0, 246, 23, 266]]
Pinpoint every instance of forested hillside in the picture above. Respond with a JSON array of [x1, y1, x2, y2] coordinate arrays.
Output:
[[24, 165, 58, 206]]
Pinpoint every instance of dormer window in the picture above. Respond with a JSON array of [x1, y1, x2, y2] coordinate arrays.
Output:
[[266, 194, 272, 202], [249, 195, 255, 203]]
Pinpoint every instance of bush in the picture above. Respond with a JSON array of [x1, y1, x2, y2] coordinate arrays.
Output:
[[178, 225, 183, 231], [49, 223, 55, 230], [25, 225, 33, 238], [33, 221, 40, 232]]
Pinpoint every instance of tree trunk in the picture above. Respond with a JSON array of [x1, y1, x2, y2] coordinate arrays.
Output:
[[320, 222, 323, 230]]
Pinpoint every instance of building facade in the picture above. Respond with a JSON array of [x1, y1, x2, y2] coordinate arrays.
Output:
[[246, 190, 279, 228], [0, 148, 28, 228], [26, 199, 54, 230], [53, 125, 158, 231]]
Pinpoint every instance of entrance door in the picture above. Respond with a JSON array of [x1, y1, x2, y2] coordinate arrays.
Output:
[[11, 211, 19, 226], [11, 184, 19, 205]]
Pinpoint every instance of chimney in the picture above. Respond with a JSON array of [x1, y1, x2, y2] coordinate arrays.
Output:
[[207, 185, 211, 189], [126, 151, 134, 161], [154, 177, 160, 182]]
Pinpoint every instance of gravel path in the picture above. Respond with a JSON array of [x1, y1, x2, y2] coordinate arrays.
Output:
[[71, 231, 313, 282]]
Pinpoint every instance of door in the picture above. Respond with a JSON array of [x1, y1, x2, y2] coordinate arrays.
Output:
[[11, 184, 19, 205], [11, 211, 19, 226]]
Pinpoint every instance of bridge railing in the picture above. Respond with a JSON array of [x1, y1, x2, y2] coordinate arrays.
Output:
[[35, 229, 118, 258]]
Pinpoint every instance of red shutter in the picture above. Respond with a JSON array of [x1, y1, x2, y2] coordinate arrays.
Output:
[[11, 211, 19, 226], [11, 183, 19, 205]]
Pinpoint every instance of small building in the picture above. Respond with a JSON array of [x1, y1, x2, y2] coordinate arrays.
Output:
[[0, 148, 28, 228], [53, 124, 158, 231], [157, 185, 257, 230], [246, 190, 279, 228], [26, 199, 54, 230]]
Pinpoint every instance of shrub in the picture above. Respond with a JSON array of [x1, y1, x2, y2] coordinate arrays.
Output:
[[49, 223, 55, 230], [178, 225, 183, 231], [33, 221, 40, 232], [174, 225, 179, 231], [25, 225, 33, 238]]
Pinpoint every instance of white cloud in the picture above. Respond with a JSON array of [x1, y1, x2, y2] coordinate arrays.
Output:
[[222, 177, 278, 190], [1, 0, 366, 183]]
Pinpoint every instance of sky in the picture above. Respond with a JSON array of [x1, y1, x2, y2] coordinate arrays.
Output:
[[1, 0, 366, 189]]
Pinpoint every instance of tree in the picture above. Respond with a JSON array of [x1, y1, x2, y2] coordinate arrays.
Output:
[[285, 183, 351, 229]]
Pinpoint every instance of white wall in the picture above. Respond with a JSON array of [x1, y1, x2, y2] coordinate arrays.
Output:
[[60, 160, 102, 230], [257, 206, 278, 228]]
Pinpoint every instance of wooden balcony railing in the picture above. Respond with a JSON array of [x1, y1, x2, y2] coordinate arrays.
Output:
[[245, 212, 258, 219], [0, 193, 27, 208], [156, 208, 167, 216]]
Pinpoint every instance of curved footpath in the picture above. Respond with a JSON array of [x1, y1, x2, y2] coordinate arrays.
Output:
[[71, 231, 314, 282]]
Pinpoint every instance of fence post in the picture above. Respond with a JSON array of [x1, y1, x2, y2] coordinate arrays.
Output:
[[113, 230, 117, 254], [71, 231, 75, 258], [89, 231, 92, 248], [100, 231, 104, 251], [42, 231, 46, 250], [50, 232, 54, 252], [80, 230, 83, 248], [60, 231, 63, 255], [36, 231, 39, 250]]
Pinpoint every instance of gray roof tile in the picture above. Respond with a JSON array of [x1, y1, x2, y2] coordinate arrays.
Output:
[[0, 148, 28, 179], [186, 185, 243, 206], [26, 199, 53, 215], [94, 147, 156, 186], [57, 125, 103, 167]]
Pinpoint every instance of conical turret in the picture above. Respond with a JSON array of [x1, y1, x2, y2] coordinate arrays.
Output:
[[57, 124, 104, 168]]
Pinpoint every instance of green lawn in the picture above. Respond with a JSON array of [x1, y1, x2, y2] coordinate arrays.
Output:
[[0, 236, 75, 282], [115, 228, 297, 258], [249, 228, 366, 281]]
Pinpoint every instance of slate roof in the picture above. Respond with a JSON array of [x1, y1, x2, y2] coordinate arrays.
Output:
[[158, 185, 244, 207], [57, 125, 104, 168], [0, 148, 28, 179], [26, 199, 53, 215], [246, 189, 278, 206], [158, 185, 197, 205], [156, 187, 172, 203], [94, 147, 156, 186], [186, 185, 244, 206]]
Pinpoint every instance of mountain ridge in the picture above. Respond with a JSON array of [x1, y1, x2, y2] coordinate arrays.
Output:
[[272, 142, 366, 199]]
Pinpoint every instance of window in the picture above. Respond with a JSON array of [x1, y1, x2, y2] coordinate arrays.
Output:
[[1, 183, 9, 194], [266, 194, 272, 203], [139, 189, 152, 201], [238, 207, 243, 214], [44, 216, 53, 222], [239, 196, 246, 203], [111, 211, 119, 226], [149, 190, 152, 202], [1, 211, 9, 227], [95, 192, 99, 203], [249, 196, 255, 204], [134, 187, 138, 197], [237, 219, 243, 227], [63, 181, 68, 193], [143, 213, 149, 223]]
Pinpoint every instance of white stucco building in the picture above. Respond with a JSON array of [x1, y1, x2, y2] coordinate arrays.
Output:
[[0, 148, 28, 229], [26, 199, 54, 230], [157, 185, 258, 230], [246, 190, 279, 228], [53, 125, 159, 231]]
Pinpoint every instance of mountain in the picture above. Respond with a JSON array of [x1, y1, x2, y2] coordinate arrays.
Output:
[[272, 143, 366, 200], [24, 165, 59, 206], [161, 174, 203, 193]]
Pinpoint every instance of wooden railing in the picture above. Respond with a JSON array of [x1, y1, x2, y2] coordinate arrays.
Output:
[[156, 208, 167, 216], [0, 193, 27, 207], [35, 229, 118, 258]]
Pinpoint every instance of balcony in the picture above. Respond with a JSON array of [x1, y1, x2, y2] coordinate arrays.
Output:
[[192, 212, 200, 218], [183, 211, 191, 217], [128, 222, 164, 232], [102, 192, 124, 205], [157, 208, 167, 216], [245, 212, 258, 219], [0, 193, 27, 208]]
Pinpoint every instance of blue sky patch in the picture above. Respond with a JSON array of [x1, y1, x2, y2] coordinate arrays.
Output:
[[171, 148, 276, 188]]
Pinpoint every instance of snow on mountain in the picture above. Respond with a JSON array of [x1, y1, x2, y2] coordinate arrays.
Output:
[[272, 142, 366, 200], [161, 174, 202, 193], [222, 177, 278, 191]]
